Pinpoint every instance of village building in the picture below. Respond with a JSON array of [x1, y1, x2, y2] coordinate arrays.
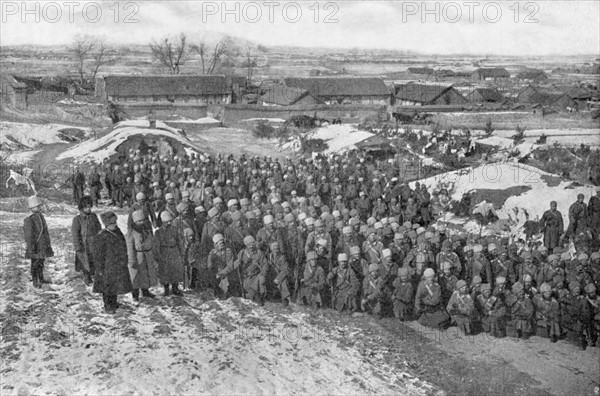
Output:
[[435, 69, 456, 77], [1, 74, 28, 109], [516, 69, 549, 83], [259, 85, 321, 107], [517, 85, 577, 110], [467, 87, 505, 103], [283, 77, 391, 105], [95, 75, 246, 105], [471, 68, 511, 81], [407, 67, 434, 77], [394, 83, 468, 106]]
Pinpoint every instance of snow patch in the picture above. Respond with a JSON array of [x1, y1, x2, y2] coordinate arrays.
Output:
[[0, 122, 90, 150], [57, 121, 200, 164], [414, 162, 596, 227], [305, 124, 374, 154]]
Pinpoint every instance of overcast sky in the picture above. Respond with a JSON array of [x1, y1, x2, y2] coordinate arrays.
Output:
[[1, 1, 599, 55]]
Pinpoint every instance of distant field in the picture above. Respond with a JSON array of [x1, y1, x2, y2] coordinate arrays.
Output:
[[430, 111, 599, 131]]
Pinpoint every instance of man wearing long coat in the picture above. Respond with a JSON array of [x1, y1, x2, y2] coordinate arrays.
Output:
[[540, 201, 564, 252], [328, 253, 360, 312], [126, 210, 158, 301], [153, 212, 185, 296], [24, 196, 54, 288], [93, 212, 133, 313], [567, 194, 587, 238], [71, 196, 102, 285]]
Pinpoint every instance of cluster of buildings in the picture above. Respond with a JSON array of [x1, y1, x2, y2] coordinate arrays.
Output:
[[2, 66, 598, 113]]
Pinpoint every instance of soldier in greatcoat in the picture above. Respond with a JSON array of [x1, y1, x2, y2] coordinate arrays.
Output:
[[540, 201, 564, 253], [327, 253, 360, 313], [24, 195, 54, 288], [269, 241, 292, 307], [392, 267, 414, 320], [126, 210, 158, 302], [71, 196, 102, 285], [92, 211, 133, 314], [362, 263, 387, 319], [210, 234, 238, 298], [414, 268, 450, 329], [298, 251, 326, 308], [477, 283, 507, 337], [153, 211, 185, 296], [447, 279, 479, 335]]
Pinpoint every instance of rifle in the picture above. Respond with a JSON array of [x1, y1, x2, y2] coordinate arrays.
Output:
[[237, 262, 245, 299], [330, 269, 335, 309], [238, 253, 249, 299], [292, 260, 301, 302], [183, 244, 191, 291]]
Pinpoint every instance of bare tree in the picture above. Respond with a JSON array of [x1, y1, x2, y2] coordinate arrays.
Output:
[[191, 41, 207, 74], [91, 39, 118, 80], [207, 36, 237, 75], [243, 44, 257, 81], [149, 33, 188, 74], [71, 35, 96, 85]]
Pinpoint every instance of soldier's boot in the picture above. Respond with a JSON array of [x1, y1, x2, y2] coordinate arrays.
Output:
[[517, 329, 523, 339], [132, 289, 140, 302], [163, 284, 171, 296], [142, 289, 156, 298], [83, 270, 92, 286], [31, 267, 41, 289], [39, 263, 50, 284], [258, 293, 265, 306], [281, 297, 289, 308], [172, 283, 182, 296], [103, 295, 116, 314], [580, 335, 588, 350]]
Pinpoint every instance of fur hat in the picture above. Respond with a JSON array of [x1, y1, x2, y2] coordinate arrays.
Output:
[[100, 211, 117, 225], [512, 282, 524, 294], [208, 207, 219, 218], [131, 210, 145, 223], [160, 211, 172, 222], [368, 264, 379, 273], [28, 195, 42, 209], [184, 228, 195, 238]]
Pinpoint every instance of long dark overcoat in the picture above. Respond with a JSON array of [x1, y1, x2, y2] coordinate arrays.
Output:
[[92, 228, 133, 295], [24, 213, 54, 259]]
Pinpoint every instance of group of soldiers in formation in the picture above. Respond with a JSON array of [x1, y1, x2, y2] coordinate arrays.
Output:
[[24, 147, 600, 350]]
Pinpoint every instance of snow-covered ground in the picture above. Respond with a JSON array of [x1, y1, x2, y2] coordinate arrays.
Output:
[[0, 122, 90, 151], [242, 118, 287, 123], [493, 128, 600, 147], [168, 117, 221, 124], [413, 162, 597, 233], [304, 124, 374, 154], [2, 150, 41, 165], [57, 120, 201, 164], [0, 209, 439, 396]]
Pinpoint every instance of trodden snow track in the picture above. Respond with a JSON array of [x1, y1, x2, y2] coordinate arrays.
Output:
[[0, 210, 441, 395]]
